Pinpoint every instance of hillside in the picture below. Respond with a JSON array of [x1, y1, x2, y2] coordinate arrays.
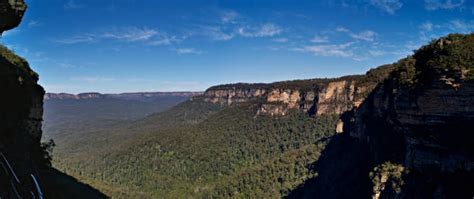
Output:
[[52, 34, 474, 198], [43, 92, 201, 140], [53, 100, 339, 198]]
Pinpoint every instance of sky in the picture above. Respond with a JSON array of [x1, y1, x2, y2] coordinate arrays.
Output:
[[1, 0, 473, 93]]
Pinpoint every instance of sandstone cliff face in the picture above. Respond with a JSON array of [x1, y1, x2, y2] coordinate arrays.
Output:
[[203, 78, 373, 117], [203, 85, 267, 105], [287, 34, 474, 199], [345, 34, 474, 199]]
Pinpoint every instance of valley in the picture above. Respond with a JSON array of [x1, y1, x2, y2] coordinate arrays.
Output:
[[1, 0, 473, 198], [46, 34, 474, 199]]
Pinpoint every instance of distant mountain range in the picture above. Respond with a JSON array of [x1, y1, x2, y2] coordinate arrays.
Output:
[[43, 91, 202, 141], [44, 92, 203, 101]]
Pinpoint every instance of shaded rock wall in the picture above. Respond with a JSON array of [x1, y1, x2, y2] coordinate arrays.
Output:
[[0, 0, 26, 34], [288, 34, 474, 199], [0, 1, 107, 198]]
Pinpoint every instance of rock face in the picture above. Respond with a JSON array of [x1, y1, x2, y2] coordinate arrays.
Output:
[[0, 0, 26, 35], [202, 76, 381, 117], [203, 84, 268, 105], [343, 34, 474, 198], [286, 34, 474, 199], [1, 1, 106, 198], [0, 0, 46, 196]]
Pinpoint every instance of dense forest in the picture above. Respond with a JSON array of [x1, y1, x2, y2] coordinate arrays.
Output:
[[52, 100, 339, 198]]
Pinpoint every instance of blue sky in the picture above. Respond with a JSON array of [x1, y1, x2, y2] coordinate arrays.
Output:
[[1, 0, 473, 93]]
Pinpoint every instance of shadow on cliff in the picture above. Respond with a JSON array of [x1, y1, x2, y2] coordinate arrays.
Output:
[[286, 133, 372, 199], [40, 167, 109, 199], [286, 82, 407, 199], [0, 52, 108, 198]]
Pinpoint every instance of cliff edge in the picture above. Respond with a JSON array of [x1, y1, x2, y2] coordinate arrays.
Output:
[[0, 0, 107, 198], [287, 34, 474, 199]]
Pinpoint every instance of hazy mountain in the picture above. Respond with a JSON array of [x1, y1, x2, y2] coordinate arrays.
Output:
[[43, 92, 202, 140]]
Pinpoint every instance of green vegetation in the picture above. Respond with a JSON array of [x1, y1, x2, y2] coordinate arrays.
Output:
[[369, 162, 407, 195], [0, 44, 38, 80], [43, 95, 192, 140], [52, 100, 338, 198], [393, 34, 474, 87]]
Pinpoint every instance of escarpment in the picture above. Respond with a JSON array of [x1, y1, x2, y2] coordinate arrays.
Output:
[[288, 34, 474, 199], [345, 34, 474, 199], [200, 34, 474, 199], [202, 66, 393, 117]]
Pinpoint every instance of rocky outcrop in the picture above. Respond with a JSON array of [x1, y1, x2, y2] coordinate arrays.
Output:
[[203, 74, 386, 117], [343, 34, 474, 198], [0, 0, 26, 35], [288, 34, 474, 199], [203, 84, 268, 105]]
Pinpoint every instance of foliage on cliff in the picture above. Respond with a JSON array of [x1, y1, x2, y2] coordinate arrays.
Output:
[[370, 162, 407, 196], [0, 44, 38, 80], [394, 33, 474, 87]]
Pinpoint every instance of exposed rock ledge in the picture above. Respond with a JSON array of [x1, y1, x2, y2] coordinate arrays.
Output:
[[201, 66, 392, 117]]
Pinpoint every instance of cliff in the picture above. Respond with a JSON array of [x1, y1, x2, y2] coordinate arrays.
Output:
[[0, 0, 106, 198], [346, 34, 474, 198], [200, 34, 474, 199], [0, 0, 45, 196], [202, 67, 393, 117], [287, 34, 474, 199]]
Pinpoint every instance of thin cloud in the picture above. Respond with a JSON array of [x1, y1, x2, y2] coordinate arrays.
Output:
[[368, 50, 386, 56], [55, 34, 96, 44], [175, 48, 203, 55], [238, 23, 282, 37], [420, 22, 434, 31], [55, 27, 180, 45], [64, 0, 84, 10], [28, 21, 42, 28], [70, 76, 116, 83], [273, 38, 289, 43], [336, 27, 350, 32], [102, 27, 157, 42], [294, 42, 354, 57], [369, 0, 403, 14], [148, 36, 180, 46], [220, 11, 240, 24], [310, 35, 329, 43], [448, 20, 474, 33], [60, 63, 77, 68], [2, 29, 20, 37], [201, 26, 235, 41], [350, 30, 377, 41], [424, 0, 465, 10]]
